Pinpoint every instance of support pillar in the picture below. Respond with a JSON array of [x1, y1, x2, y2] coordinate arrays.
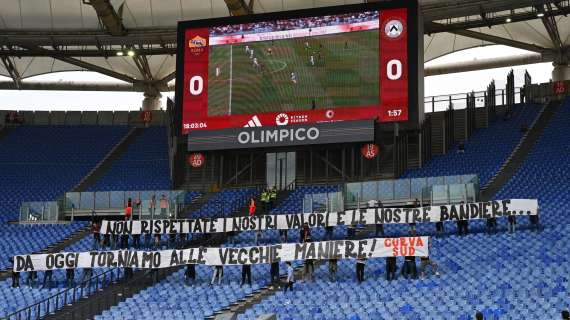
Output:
[[142, 91, 162, 110], [552, 62, 570, 82]]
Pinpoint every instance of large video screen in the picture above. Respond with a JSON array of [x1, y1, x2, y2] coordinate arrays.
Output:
[[177, 2, 417, 135]]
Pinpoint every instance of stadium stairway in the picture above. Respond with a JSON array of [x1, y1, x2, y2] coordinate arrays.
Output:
[[71, 127, 144, 191], [481, 99, 561, 200], [44, 188, 255, 320], [0, 224, 90, 280], [43, 233, 227, 320]]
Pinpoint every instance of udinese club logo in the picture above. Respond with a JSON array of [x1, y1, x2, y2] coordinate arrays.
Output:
[[384, 19, 404, 39]]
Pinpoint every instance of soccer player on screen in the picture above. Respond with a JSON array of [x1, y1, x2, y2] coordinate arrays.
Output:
[[310, 55, 315, 66], [250, 49, 254, 59], [215, 66, 221, 77], [245, 45, 250, 54], [253, 57, 260, 70], [290, 72, 297, 84]]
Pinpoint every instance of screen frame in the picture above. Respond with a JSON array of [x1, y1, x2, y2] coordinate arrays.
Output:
[[175, 0, 420, 135]]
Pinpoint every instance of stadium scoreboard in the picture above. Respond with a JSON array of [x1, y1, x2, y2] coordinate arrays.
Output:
[[176, 1, 422, 151]]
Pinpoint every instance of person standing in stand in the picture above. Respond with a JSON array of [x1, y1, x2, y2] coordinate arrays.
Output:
[[270, 261, 280, 288], [149, 195, 156, 219], [185, 264, 196, 286], [283, 262, 294, 292], [160, 194, 168, 217], [241, 264, 252, 287], [301, 223, 312, 243], [386, 256, 397, 281], [249, 197, 257, 217], [356, 257, 366, 283], [91, 219, 101, 250]]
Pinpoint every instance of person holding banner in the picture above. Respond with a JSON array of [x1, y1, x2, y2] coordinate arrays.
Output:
[[185, 264, 196, 285], [27, 271, 37, 288], [241, 264, 252, 287], [356, 257, 366, 283], [328, 259, 338, 282], [386, 256, 397, 281], [80, 268, 92, 287], [91, 220, 101, 250], [301, 223, 312, 243], [402, 255, 417, 279], [508, 215, 517, 233], [270, 261, 280, 288], [9, 258, 19, 288], [375, 201, 385, 237], [42, 270, 53, 289], [304, 259, 315, 282], [486, 216, 498, 234], [284, 262, 294, 292], [66, 268, 75, 288], [457, 201, 469, 236], [211, 265, 224, 285], [530, 206, 541, 232]]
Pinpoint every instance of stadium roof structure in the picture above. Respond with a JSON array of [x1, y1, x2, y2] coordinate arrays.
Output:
[[0, 0, 569, 94]]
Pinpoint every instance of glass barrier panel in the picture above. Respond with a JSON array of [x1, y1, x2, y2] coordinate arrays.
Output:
[[466, 183, 477, 202], [448, 184, 467, 204], [329, 192, 344, 212], [444, 175, 462, 185], [411, 178, 427, 198], [95, 192, 111, 210], [431, 185, 448, 205], [125, 191, 140, 207], [344, 183, 361, 208], [79, 193, 94, 211], [394, 179, 411, 199], [361, 181, 378, 203], [65, 192, 80, 210], [44, 202, 55, 221], [378, 180, 394, 200], [427, 176, 445, 187], [109, 192, 124, 209], [303, 196, 312, 213]]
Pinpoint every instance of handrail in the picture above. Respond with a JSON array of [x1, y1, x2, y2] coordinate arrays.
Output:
[[5, 267, 123, 320]]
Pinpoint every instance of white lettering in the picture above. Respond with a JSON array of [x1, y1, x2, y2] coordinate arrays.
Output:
[[238, 132, 250, 144]]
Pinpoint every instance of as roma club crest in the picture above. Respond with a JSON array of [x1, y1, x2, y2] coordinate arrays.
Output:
[[188, 35, 207, 55]]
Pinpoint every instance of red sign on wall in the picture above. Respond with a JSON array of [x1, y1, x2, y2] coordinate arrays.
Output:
[[188, 153, 205, 168], [361, 144, 380, 159], [140, 111, 152, 123], [554, 81, 566, 95]]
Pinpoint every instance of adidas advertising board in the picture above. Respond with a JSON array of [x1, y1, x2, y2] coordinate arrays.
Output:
[[187, 120, 374, 151]]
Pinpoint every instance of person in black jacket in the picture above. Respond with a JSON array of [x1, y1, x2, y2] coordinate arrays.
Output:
[[185, 264, 196, 286], [401, 256, 417, 279], [27, 271, 37, 288], [241, 264, 252, 287], [66, 268, 75, 288], [270, 261, 280, 288], [386, 256, 397, 281], [42, 270, 53, 289], [10, 258, 19, 288], [356, 257, 366, 283]]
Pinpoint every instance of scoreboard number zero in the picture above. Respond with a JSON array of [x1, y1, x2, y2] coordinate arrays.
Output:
[[189, 75, 204, 96], [387, 59, 402, 80]]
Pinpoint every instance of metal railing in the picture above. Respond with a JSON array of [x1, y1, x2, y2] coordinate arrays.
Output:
[[5, 268, 124, 320], [424, 87, 523, 113]]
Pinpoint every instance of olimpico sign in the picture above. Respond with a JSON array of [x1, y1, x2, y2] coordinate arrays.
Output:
[[187, 120, 375, 151], [237, 127, 320, 145]]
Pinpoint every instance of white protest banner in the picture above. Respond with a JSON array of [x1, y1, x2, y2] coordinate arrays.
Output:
[[100, 199, 538, 235], [13, 236, 429, 272]]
